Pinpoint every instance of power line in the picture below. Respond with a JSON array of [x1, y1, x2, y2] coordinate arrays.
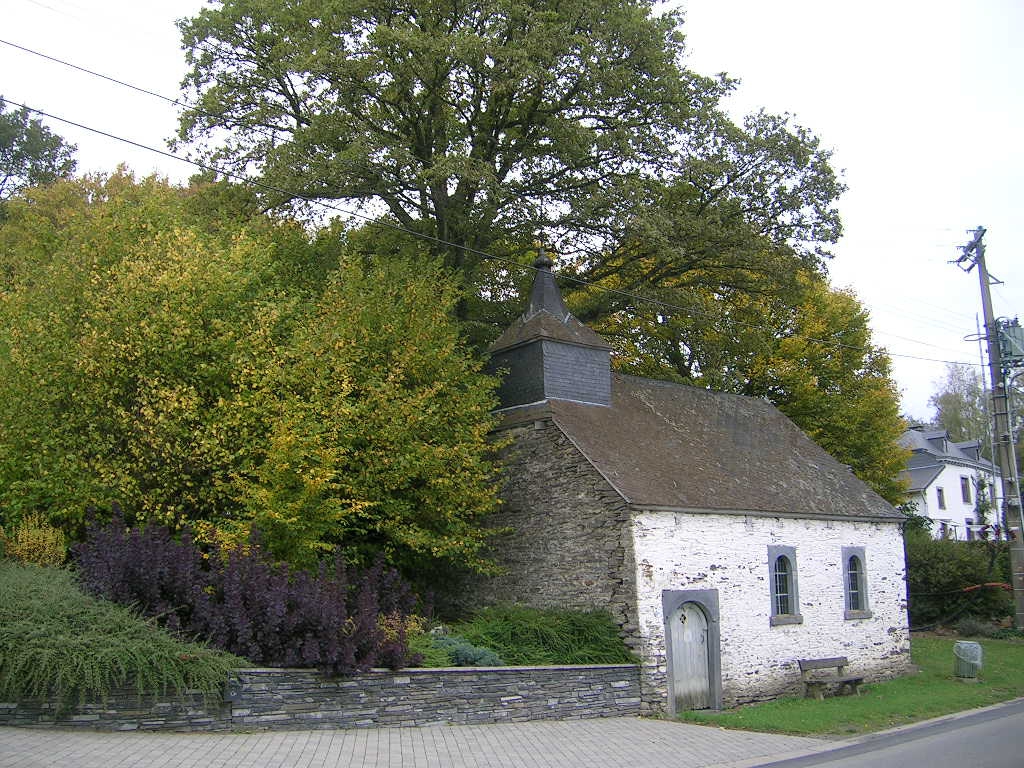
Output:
[[871, 329, 975, 354], [0, 36, 183, 110], [0, 36, 364, 179], [2, 97, 985, 370]]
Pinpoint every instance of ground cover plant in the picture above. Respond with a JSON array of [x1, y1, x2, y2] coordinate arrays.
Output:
[[0, 561, 242, 705], [73, 517, 421, 674], [679, 635, 1024, 736], [411, 604, 635, 667]]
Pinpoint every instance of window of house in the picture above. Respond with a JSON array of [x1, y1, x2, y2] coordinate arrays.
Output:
[[774, 557, 792, 613], [961, 476, 971, 504], [937, 487, 946, 510], [768, 545, 801, 625], [842, 546, 872, 619]]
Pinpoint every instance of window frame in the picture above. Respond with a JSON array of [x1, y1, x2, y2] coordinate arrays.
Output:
[[768, 545, 802, 626], [961, 476, 972, 504], [936, 486, 946, 510], [842, 546, 872, 620]]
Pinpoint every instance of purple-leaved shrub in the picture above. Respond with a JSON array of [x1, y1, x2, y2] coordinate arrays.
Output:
[[72, 516, 420, 674]]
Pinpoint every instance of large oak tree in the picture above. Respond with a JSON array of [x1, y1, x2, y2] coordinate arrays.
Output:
[[176, 0, 840, 288], [175, 0, 904, 502]]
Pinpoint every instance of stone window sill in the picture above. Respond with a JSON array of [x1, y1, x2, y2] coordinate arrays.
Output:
[[844, 609, 873, 620], [769, 613, 803, 627]]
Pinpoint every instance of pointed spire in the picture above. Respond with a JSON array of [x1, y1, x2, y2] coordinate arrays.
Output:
[[526, 244, 571, 321], [486, 241, 612, 408]]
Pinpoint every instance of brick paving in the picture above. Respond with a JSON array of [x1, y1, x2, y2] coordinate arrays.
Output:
[[0, 717, 825, 768]]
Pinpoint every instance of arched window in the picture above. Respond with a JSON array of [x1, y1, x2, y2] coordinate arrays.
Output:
[[842, 546, 872, 619], [768, 545, 801, 625], [847, 556, 863, 611], [774, 556, 792, 616]]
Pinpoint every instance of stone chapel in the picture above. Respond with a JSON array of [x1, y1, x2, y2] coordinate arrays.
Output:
[[470, 253, 912, 712]]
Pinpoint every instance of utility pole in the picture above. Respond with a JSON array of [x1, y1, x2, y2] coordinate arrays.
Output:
[[956, 226, 1024, 628]]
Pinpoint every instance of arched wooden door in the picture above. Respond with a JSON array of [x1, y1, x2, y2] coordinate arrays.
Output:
[[668, 601, 711, 711]]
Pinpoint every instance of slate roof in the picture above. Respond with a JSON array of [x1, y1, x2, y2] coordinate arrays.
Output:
[[902, 464, 943, 493], [490, 253, 611, 354], [500, 373, 902, 521], [897, 427, 998, 485]]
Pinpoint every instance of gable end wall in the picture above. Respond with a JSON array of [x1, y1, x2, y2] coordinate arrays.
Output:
[[462, 417, 640, 657]]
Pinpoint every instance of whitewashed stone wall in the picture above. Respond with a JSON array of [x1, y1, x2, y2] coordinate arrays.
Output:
[[631, 511, 912, 708]]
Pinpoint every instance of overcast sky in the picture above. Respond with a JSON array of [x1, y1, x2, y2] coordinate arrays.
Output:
[[3, 0, 1021, 420]]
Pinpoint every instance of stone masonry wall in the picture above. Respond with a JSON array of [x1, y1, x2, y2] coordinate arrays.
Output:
[[0, 665, 641, 731], [462, 416, 640, 655], [632, 511, 912, 709]]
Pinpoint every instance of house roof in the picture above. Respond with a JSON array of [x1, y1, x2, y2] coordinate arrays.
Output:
[[900, 464, 943, 493], [898, 427, 998, 473], [499, 373, 902, 521]]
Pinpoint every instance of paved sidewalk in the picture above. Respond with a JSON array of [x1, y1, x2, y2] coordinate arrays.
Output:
[[0, 717, 825, 768]]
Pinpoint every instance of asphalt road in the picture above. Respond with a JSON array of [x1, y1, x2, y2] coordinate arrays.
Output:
[[754, 697, 1024, 768]]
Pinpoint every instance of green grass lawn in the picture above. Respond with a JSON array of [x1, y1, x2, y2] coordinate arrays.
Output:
[[679, 636, 1024, 737]]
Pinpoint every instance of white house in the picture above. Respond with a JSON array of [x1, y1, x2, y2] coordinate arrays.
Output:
[[466, 255, 912, 713], [898, 427, 1001, 540]]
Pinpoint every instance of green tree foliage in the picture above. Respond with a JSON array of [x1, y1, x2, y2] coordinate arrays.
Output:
[[177, 0, 697, 269], [744, 277, 909, 504], [904, 528, 1012, 626], [929, 364, 992, 454], [0, 97, 77, 201], [176, 0, 841, 295], [234, 253, 506, 572], [173, 0, 904, 501], [0, 172, 502, 574]]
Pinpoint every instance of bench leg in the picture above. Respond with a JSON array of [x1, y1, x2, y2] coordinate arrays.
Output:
[[804, 683, 826, 701]]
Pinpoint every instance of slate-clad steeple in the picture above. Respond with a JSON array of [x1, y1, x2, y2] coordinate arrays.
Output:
[[488, 250, 612, 409]]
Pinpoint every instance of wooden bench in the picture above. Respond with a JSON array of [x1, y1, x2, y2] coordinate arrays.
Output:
[[798, 657, 864, 700]]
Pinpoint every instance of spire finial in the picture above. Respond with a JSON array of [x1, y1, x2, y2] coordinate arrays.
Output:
[[533, 242, 554, 270]]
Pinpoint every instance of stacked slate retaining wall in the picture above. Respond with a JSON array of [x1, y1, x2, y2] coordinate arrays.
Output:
[[0, 664, 641, 731]]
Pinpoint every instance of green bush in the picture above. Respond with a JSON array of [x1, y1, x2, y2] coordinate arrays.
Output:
[[432, 635, 505, 666], [905, 530, 1012, 627], [954, 617, 1002, 638], [454, 605, 636, 666], [0, 561, 242, 705], [1, 513, 66, 566], [406, 632, 454, 667], [992, 627, 1024, 640], [406, 631, 504, 667]]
